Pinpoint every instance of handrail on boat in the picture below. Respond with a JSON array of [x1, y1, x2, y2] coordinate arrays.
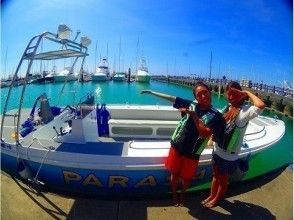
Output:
[[244, 126, 265, 136]]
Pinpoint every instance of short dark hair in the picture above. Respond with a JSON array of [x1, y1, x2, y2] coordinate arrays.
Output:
[[226, 81, 242, 91], [193, 81, 210, 97]]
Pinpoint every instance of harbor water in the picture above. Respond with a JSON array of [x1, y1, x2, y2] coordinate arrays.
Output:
[[1, 80, 292, 190]]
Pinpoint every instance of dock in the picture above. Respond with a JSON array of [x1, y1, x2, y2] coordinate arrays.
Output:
[[1, 167, 292, 219]]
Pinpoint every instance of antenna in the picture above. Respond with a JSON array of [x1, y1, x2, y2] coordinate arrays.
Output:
[[209, 51, 212, 79], [118, 36, 121, 72], [107, 41, 109, 59], [73, 30, 81, 42]]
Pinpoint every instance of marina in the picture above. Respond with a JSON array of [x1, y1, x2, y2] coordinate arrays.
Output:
[[0, 25, 292, 198], [1, 1, 292, 218]]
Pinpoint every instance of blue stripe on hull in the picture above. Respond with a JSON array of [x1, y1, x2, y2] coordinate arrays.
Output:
[[1, 152, 213, 196]]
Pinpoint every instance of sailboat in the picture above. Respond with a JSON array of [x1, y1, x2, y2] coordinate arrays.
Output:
[[92, 58, 110, 81], [136, 58, 150, 83], [112, 36, 126, 82]]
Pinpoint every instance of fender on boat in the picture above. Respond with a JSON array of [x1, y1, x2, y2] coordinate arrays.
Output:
[[16, 158, 33, 180]]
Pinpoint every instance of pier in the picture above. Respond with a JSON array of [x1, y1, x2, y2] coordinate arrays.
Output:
[[1, 166, 292, 219], [152, 75, 293, 117]]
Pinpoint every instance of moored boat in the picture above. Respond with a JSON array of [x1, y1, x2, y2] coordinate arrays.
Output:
[[92, 58, 110, 82], [54, 67, 78, 82], [136, 58, 151, 83], [1, 102, 285, 196], [113, 72, 125, 81]]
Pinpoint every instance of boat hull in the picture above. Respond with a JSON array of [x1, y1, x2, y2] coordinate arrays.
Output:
[[1, 148, 212, 196], [113, 76, 125, 81], [136, 74, 151, 83], [54, 75, 77, 82], [92, 75, 108, 81], [0, 105, 286, 196], [32, 76, 54, 84]]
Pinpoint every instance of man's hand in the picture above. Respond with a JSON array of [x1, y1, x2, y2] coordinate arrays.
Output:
[[228, 88, 248, 100], [179, 108, 197, 117], [179, 108, 211, 138]]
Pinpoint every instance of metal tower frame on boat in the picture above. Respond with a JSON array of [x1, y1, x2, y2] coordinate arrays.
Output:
[[1, 30, 89, 144]]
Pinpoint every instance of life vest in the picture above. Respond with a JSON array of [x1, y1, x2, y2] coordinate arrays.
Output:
[[171, 101, 197, 142], [220, 105, 246, 154], [171, 101, 217, 157], [192, 107, 219, 156]]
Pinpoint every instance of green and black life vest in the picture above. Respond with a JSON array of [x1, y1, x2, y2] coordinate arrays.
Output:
[[171, 101, 218, 159], [171, 101, 197, 142], [220, 105, 246, 154]]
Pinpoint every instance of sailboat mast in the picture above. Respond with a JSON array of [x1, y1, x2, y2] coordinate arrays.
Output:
[[136, 37, 139, 73], [107, 41, 109, 59], [94, 40, 97, 72], [4, 46, 8, 80], [113, 55, 116, 74], [118, 36, 121, 72], [209, 51, 212, 79]]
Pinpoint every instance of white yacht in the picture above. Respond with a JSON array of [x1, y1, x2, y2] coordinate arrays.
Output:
[[92, 58, 110, 81], [54, 67, 77, 82], [136, 58, 150, 83], [113, 72, 125, 81]]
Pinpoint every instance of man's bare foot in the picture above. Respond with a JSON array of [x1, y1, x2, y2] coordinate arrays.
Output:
[[172, 193, 179, 207], [178, 193, 185, 207], [203, 200, 218, 208], [201, 196, 212, 205]]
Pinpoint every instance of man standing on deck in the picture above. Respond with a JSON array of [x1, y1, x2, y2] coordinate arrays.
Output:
[[141, 81, 226, 206]]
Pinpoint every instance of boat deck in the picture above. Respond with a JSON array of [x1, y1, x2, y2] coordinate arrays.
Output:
[[0, 109, 172, 157], [1, 108, 284, 160]]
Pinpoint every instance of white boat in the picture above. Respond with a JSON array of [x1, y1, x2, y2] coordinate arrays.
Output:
[[0, 26, 286, 196], [136, 58, 151, 83], [113, 72, 125, 81], [1, 102, 286, 196], [0, 79, 12, 88], [54, 67, 77, 82], [92, 58, 109, 82]]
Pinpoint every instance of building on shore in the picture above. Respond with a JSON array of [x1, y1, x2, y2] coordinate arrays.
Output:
[[240, 78, 252, 88]]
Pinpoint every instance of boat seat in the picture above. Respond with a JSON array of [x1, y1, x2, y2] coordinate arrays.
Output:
[[108, 119, 178, 138]]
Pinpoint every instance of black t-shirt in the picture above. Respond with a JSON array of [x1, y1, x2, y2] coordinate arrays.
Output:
[[171, 97, 225, 159]]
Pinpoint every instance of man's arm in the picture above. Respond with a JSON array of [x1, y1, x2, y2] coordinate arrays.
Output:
[[229, 88, 265, 109], [180, 108, 212, 138], [141, 90, 176, 103], [244, 90, 265, 109]]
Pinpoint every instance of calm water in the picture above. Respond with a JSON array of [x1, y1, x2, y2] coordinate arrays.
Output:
[[1, 81, 293, 185]]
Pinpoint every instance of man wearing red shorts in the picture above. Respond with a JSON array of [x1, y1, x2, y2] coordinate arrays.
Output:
[[141, 81, 225, 206]]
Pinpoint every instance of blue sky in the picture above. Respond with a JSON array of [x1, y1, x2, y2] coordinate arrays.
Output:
[[1, 0, 293, 86]]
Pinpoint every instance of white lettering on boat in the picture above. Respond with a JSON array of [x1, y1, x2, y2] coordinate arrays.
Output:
[[63, 169, 208, 188], [109, 176, 128, 188], [63, 171, 82, 184], [83, 174, 103, 187], [134, 176, 156, 188]]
